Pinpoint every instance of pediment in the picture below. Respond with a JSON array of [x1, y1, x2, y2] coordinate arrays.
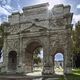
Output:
[[21, 23, 48, 33]]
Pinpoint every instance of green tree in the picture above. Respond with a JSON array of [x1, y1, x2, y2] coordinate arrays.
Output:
[[33, 47, 42, 64], [72, 21, 80, 68]]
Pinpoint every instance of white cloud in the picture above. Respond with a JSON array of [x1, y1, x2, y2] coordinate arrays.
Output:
[[3, 5, 12, 10], [7, 0, 11, 5], [48, 0, 65, 9], [16, 0, 23, 13], [72, 14, 80, 29], [73, 14, 80, 24], [0, 0, 23, 23], [76, 4, 80, 9], [0, 6, 10, 16], [0, 0, 12, 23], [17, 4, 23, 13], [38, 49, 43, 59], [1, 0, 12, 11], [35, 0, 66, 9]]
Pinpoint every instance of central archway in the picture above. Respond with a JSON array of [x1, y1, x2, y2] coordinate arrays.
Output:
[[25, 41, 44, 74]]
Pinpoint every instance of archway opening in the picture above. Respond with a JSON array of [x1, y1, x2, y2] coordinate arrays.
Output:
[[33, 47, 43, 72], [25, 41, 43, 76], [53, 52, 64, 75], [8, 51, 17, 71]]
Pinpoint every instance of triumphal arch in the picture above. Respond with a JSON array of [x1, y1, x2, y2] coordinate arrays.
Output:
[[0, 3, 73, 79]]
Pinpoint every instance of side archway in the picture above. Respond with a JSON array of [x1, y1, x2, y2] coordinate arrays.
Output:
[[51, 47, 64, 74], [54, 52, 64, 74], [8, 51, 17, 71]]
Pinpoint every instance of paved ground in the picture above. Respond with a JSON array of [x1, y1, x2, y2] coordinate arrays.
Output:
[[27, 71, 42, 76], [26, 67, 63, 76], [26, 67, 63, 80], [0, 67, 63, 80], [27, 71, 63, 77], [26, 67, 42, 76]]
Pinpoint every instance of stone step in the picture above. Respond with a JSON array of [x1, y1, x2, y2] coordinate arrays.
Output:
[[33, 78, 59, 80], [33, 78, 42, 80], [46, 78, 59, 80], [35, 75, 62, 80]]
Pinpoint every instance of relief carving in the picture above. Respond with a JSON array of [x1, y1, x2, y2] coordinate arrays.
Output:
[[6, 39, 19, 51]]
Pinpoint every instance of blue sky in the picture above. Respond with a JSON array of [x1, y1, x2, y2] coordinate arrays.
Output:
[[0, 0, 80, 24], [37, 49, 63, 61], [54, 53, 63, 61]]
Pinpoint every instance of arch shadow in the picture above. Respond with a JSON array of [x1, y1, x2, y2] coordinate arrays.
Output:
[[8, 51, 17, 71]]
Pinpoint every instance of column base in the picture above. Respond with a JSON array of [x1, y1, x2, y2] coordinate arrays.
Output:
[[42, 65, 53, 75], [64, 67, 72, 74]]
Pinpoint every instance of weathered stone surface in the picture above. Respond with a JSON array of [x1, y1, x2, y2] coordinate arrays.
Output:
[[0, 2, 73, 77]]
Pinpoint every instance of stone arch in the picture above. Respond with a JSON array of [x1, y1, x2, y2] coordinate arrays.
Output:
[[26, 40, 43, 53], [50, 44, 64, 55], [50, 45, 65, 74], [8, 51, 17, 71], [24, 39, 44, 73], [52, 48, 64, 56], [26, 39, 45, 48], [54, 52, 64, 74]]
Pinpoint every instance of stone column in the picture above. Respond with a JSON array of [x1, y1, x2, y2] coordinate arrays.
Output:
[[23, 50, 33, 73], [64, 45, 72, 74], [17, 36, 24, 73], [42, 46, 53, 75], [2, 38, 8, 73]]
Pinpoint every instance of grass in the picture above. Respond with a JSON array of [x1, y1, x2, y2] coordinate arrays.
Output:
[[58, 77, 64, 80], [72, 69, 80, 75], [58, 69, 80, 80], [65, 74, 80, 80]]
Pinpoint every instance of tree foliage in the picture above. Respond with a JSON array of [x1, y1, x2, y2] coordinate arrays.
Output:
[[33, 47, 42, 64], [72, 21, 80, 68]]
